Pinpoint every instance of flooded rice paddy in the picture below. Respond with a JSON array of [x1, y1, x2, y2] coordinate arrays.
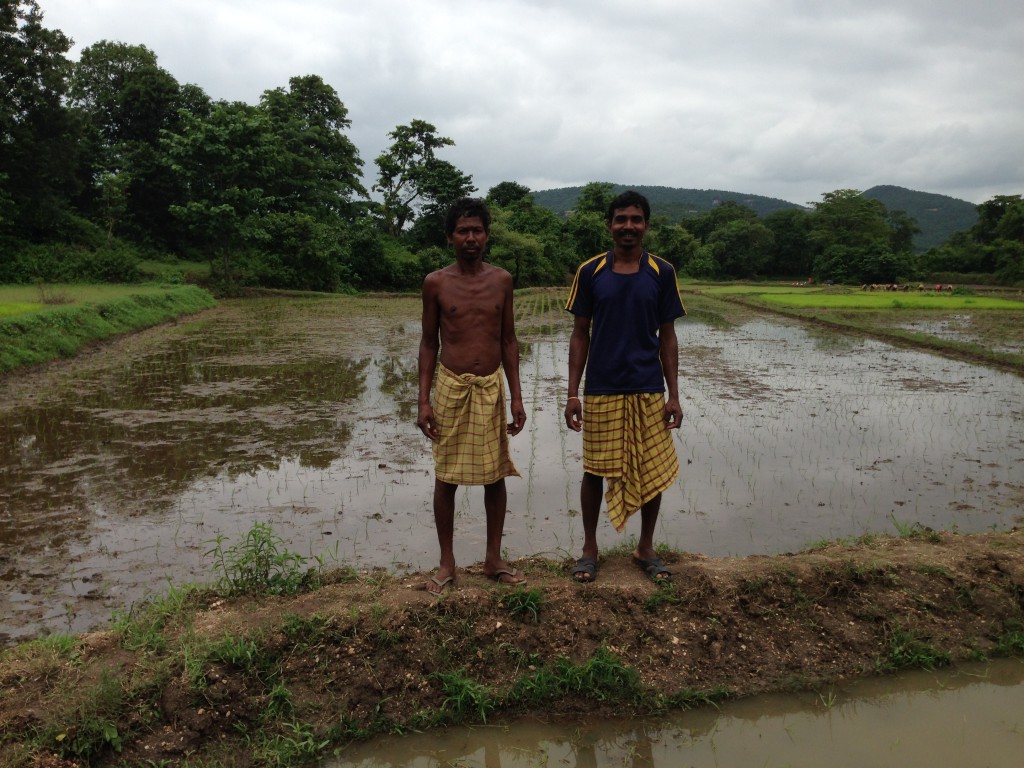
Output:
[[1, 293, 1023, 644]]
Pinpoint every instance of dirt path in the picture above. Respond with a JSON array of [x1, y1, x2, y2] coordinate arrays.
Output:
[[3, 529, 1023, 767]]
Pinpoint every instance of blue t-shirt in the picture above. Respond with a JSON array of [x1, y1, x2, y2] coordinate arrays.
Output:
[[565, 251, 686, 394]]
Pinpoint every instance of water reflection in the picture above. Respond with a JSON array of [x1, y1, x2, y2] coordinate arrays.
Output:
[[1, 296, 1022, 643], [327, 659, 1024, 768]]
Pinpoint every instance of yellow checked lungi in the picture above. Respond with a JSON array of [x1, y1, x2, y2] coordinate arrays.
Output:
[[432, 362, 520, 485], [583, 393, 679, 531]]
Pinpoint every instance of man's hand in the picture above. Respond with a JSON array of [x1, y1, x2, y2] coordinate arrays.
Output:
[[564, 397, 583, 432], [664, 397, 683, 429], [417, 403, 439, 441], [507, 398, 527, 436]]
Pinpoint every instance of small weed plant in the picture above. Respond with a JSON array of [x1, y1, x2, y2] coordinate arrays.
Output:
[[499, 586, 544, 623], [206, 522, 314, 596], [883, 623, 951, 671], [435, 669, 495, 723], [645, 580, 684, 611], [996, 621, 1024, 655], [888, 515, 941, 542]]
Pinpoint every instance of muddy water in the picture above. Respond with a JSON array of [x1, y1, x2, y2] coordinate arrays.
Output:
[[326, 658, 1024, 767], [1, 295, 1023, 643]]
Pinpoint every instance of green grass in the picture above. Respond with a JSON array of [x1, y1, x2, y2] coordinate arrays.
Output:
[[881, 623, 952, 671], [137, 258, 211, 283], [758, 292, 1023, 310], [0, 283, 216, 373], [699, 284, 830, 295], [0, 282, 195, 307], [0, 302, 41, 318]]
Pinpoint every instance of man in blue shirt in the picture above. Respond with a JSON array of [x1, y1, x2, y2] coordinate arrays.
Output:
[[564, 190, 686, 583]]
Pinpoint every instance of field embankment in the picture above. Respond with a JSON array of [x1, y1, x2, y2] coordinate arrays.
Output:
[[0, 285, 216, 374], [1, 530, 1023, 767]]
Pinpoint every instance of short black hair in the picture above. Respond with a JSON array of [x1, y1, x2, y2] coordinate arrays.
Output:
[[606, 190, 651, 223], [445, 198, 491, 236]]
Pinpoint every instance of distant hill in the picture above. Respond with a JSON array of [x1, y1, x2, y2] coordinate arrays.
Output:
[[862, 185, 978, 252], [532, 183, 978, 252], [531, 184, 806, 221]]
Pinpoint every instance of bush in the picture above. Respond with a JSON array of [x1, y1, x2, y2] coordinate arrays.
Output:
[[0, 242, 141, 284]]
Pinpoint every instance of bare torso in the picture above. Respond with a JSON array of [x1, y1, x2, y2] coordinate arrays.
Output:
[[427, 263, 509, 375]]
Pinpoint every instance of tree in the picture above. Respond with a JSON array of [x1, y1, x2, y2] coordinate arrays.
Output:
[[0, 0, 83, 240], [573, 182, 615, 216], [69, 40, 199, 247], [486, 181, 532, 208], [973, 195, 1023, 245], [564, 210, 609, 263], [259, 75, 364, 219], [705, 218, 774, 278], [487, 214, 556, 287], [372, 119, 474, 237], [763, 208, 814, 277], [810, 190, 907, 283], [686, 200, 757, 242], [648, 223, 698, 271], [887, 209, 920, 255], [162, 101, 280, 289]]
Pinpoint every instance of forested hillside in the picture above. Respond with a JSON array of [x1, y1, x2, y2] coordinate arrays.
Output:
[[864, 185, 978, 252], [536, 184, 981, 255], [533, 185, 805, 221]]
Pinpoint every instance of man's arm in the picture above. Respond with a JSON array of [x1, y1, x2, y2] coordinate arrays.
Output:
[[499, 272, 526, 436], [659, 320, 682, 429], [564, 314, 591, 432], [417, 274, 441, 441]]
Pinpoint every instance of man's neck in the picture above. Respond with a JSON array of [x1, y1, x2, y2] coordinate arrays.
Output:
[[611, 245, 644, 264]]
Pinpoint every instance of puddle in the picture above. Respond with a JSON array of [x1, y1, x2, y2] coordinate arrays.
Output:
[[1, 296, 1023, 643], [326, 659, 1024, 767]]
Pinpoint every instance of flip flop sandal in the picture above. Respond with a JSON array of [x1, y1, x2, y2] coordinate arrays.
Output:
[[488, 567, 527, 585], [633, 556, 673, 582], [426, 574, 454, 597], [572, 557, 598, 583]]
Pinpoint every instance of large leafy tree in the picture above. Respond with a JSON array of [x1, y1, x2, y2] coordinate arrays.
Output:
[[162, 101, 281, 288], [259, 74, 364, 219], [70, 40, 204, 247], [810, 190, 917, 283], [763, 208, 814, 277], [486, 180, 532, 208], [573, 181, 615, 216], [371, 119, 474, 237], [925, 194, 1024, 282], [648, 223, 699, 272], [0, 0, 83, 240], [686, 200, 757, 242]]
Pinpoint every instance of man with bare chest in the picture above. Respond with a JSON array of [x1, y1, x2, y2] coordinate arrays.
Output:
[[417, 198, 527, 595]]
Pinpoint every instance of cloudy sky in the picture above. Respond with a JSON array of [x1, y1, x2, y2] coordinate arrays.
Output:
[[39, 0, 1024, 206]]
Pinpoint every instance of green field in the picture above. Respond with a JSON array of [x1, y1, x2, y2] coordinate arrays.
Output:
[[758, 292, 1023, 310], [690, 283, 1023, 310], [0, 284, 216, 373], [0, 283, 195, 314]]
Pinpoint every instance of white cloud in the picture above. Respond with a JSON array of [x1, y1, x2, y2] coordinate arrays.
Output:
[[39, 0, 1024, 205]]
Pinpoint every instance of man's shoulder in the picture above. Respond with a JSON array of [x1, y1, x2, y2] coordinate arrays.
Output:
[[645, 252, 676, 273], [575, 252, 609, 276]]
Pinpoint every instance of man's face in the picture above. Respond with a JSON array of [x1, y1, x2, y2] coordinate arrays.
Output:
[[607, 204, 648, 249], [447, 215, 488, 260]]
